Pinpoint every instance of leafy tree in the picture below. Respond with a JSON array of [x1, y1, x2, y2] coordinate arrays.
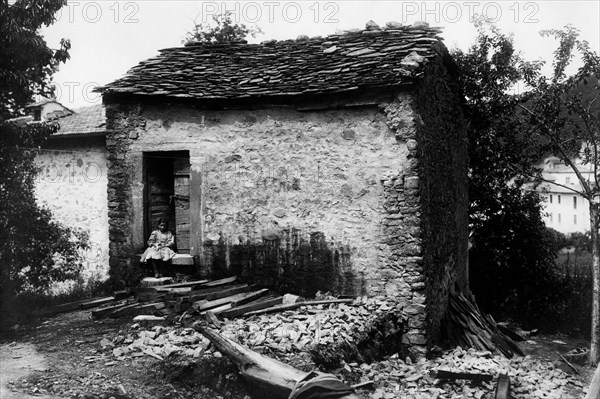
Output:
[[0, 0, 86, 314], [452, 21, 561, 323], [455, 20, 600, 365], [0, 0, 71, 119], [516, 26, 600, 365], [182, 11, 262, 45]]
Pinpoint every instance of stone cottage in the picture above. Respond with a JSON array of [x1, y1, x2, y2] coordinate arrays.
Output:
[[26, 101, 110, 281], [99, 22, 468, 349]]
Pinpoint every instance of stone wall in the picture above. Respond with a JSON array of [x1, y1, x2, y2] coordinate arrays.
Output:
[[413, 54, 469, 347], [104, 76, 467, 351], [34, 136, 109, 281], [107, 103, 421, 295]]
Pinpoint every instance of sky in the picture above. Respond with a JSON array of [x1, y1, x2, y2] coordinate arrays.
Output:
[[38, 0, 600, 108]]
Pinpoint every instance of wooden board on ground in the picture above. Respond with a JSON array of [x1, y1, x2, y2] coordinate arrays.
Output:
[[219, 297, 284, 319], [188, 284, 249, 301], [92, 301, 132, 319], [156, 280, 209, 290], [495, 374, 511, 399], [242, 298, 355, 317], [194, 292, 256, 312], [79, 297, 116, 310], [230, 289, 269, 308], [202, 276, 238, 287]]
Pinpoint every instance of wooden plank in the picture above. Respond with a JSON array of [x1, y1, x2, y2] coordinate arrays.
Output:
[[110, 302, 164, 318], [495, 374, 511, 399], [193, 292, 255, 312], [92, 301, 132, 319], [243, 299, 355, 317], [219, 297, 284, 319], [585, 364, 600, 399], [229, 289, 270, 308], [157, 279, 209, 290], [205, 311, 222, 328], [205, 284, 256, 301], [199, 303, 232, 315], [188, 284, 249, 301], [189, 164, 201, 258], [203, 276, 238, 287], [79, 297, 116, 310]]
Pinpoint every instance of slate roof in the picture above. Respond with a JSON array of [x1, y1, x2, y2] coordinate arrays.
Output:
[[47, 104, 106, 135], [99, 23, 445, 101]]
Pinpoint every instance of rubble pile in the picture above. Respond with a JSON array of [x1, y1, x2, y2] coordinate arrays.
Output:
[[346, 348, 585, 399], [219, 296, 401, 352]]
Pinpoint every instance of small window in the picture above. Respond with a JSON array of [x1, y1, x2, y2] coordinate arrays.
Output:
[[566, 177, 571, 184], [574, 214, 577, 224], [573, 196, 577, 209], [550, 194, 553, 203], [549, 213, 553, 223], [558, 213, 562, 223], [33, 109, 41, 121], [558, 195, 561, 204]]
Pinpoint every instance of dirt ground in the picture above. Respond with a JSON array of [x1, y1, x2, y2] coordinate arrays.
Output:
[[0, 311, 249, 399], [0, 310, 596, 399]]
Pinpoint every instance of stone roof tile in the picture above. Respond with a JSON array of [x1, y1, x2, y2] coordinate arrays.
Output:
[[49, 104, 106, 135], [99, 25, 444, 101]]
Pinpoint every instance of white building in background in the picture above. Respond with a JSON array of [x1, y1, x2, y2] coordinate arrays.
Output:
[[537, 156, 594, 235]]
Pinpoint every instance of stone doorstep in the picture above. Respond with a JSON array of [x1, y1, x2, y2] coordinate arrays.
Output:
[[137, 253, 195, 266]]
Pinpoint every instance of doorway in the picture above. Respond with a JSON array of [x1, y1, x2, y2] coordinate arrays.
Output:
[[143, 151, 190, 254]]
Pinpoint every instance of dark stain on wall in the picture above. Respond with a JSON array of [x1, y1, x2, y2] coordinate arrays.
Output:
[[204, 229, 360, 297]]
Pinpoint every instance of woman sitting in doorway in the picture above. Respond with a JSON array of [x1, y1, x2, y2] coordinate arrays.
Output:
[[141, 218, 176, 277]]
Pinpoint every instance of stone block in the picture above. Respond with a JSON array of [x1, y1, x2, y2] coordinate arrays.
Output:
[[404, 176, 419, 189]]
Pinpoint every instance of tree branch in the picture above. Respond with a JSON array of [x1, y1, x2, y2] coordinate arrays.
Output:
[[517, 103, 594, 199]]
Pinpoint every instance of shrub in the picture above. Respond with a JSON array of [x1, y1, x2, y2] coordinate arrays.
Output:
[[0, 121, 89, 319]]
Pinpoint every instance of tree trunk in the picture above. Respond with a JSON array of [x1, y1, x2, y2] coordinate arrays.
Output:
[[590, 201, 600, 366]]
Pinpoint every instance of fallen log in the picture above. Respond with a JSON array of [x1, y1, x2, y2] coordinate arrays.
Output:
[[585, 363, 600, 399], [193, 323, 359, 399], [243, 298, 355, 317]]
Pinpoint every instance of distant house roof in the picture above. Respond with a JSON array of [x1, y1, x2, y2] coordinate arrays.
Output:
[[99, 23, 445, 102], [49, 104, 106, 136], [24, 99, 68, 109]]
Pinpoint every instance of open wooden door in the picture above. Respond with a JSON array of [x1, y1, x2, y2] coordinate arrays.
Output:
[[173, 157, 190, 254]]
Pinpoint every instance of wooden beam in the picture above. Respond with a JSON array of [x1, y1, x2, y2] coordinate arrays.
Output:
[[203, 276, 238, 287], [188, 284, 249, 301], [495, 374, 511, 399], [219, 297, 284, 319], [194, 323, 307, 399], [229, 289, 270, 308], [243, 299, 355, 317], [156, 279, 209, 290], [193, 292, 254, 312]]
